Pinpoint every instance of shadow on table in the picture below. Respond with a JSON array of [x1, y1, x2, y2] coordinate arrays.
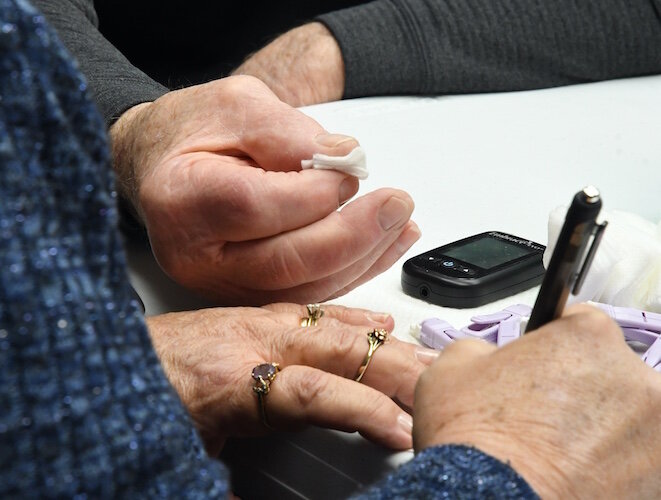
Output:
[[221, 427, 409, 500]]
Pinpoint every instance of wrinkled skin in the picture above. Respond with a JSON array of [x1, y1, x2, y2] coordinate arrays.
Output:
[[111, 75, 419, 305], [146, 302, 439, 456], [234, 22, 344, 107], [414, 304, 661, 499]]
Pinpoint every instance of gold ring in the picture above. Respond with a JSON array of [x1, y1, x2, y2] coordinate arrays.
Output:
[[252, 362, 280, 429], [354, 329, 388, 383], [300, 303, 324, 327]]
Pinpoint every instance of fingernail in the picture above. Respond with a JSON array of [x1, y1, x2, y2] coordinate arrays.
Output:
[[339, 177, 357, 204], [315, 133, 357, 148], [398, 413, 413, 434], [379, 196, 412, 231], [415, 347, 441, 365], [396, 224, 421, 253], [365, 312, 392, 325]]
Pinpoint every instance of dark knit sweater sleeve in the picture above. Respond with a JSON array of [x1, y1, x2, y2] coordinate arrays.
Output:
[[353, 445, 539, 499], [319, 0, 661, 98], [31, 0, 167, 126]]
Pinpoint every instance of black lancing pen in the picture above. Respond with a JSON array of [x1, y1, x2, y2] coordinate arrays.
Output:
[[525, 186, 607, 332]]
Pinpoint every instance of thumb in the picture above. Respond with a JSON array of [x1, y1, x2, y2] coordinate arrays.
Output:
[[427, 338, 496, 376], [311, 132, 361, 157]]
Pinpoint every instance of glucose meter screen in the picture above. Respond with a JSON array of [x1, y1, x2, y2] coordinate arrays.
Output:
[[444, 236, 532, 269]]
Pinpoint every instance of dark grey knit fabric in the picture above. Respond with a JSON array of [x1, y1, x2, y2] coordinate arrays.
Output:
[[319, 0, 661, 98], [33, 0, 661, 126], [31, 0, 168, 125]]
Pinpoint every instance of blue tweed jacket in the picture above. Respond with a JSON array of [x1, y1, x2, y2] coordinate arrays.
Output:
[[0, 0, 537, 497]]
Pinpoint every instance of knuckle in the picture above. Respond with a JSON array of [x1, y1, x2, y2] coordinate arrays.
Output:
[[260, 241, 308, 288], [329, 327, 361, 361], [209, 171, 260, 221], [327, 304, 352, 323], [591, 310, 619, 334], [216, 74, 266, 100], [225, 74, 266, 92], [289, 368, 330, 411], [362, 391, 390, 418], [571, 307, 620, 340], [275, 325, 306, 353]]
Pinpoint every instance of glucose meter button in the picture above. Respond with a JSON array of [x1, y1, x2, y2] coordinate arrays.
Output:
[[454, 264, 475, 276]]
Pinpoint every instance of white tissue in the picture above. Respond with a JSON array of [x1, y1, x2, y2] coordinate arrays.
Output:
[[300, 146, 368, 179], [544, 207, 661, 312]]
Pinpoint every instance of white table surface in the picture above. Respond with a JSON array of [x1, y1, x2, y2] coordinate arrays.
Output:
[[127, 75, 661, 499]]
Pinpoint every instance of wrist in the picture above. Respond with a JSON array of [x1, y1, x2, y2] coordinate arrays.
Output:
[[299, 22, 345, 103], [234, 22, 345, 107], [108, 101, 153, 222]]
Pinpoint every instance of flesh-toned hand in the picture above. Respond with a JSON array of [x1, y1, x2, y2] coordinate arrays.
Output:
[[111, 75, 419, 305], [413, 304, 661, 498], [233, 22, 344, 107], [146, 303, 439, 455]]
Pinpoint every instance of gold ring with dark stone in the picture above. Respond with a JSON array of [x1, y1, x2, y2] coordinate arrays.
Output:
[[354, 329, 388, 383], [252, 362, 280, 429]]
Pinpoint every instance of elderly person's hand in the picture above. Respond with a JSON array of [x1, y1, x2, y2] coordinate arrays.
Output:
[[413, 304, 661, 498], [146, 303, 438, 456], [110, 75, 419, 305], [233, 23, 344, 107]]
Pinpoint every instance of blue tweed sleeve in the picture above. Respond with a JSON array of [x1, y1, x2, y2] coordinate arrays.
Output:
[[354, 445, 539, 499], [0, 0, 228, 497]]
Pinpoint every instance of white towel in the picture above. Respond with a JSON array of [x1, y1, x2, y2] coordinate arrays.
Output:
[[301, 146, 368, 180], [544, 207, 661, 312]]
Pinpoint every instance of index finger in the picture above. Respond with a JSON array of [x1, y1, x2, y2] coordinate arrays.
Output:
[[262, 303, 395, 330], [181, 156, 359, 241], [260, 321, 431, 408], [237, 85, 359, 172]]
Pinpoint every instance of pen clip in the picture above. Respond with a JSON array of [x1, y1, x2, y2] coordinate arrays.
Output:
[[572, 220, 608, 295]]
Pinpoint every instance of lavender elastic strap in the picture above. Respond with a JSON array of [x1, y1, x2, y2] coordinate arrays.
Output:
[[461, 304, 532, 342], [592, 303, 661, 334], [420, 318, 462, 350]]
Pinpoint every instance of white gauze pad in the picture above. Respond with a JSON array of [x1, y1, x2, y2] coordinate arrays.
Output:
[[544, 207, 661, 312], [300, 146, 368, 180]]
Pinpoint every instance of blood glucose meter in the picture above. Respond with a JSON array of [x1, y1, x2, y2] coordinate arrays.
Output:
[[401, 231, 546, 308]]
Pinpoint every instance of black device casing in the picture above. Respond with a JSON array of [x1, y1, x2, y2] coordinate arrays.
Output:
[[401, 231, 546, 308], [526, 190, 603, 330]]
